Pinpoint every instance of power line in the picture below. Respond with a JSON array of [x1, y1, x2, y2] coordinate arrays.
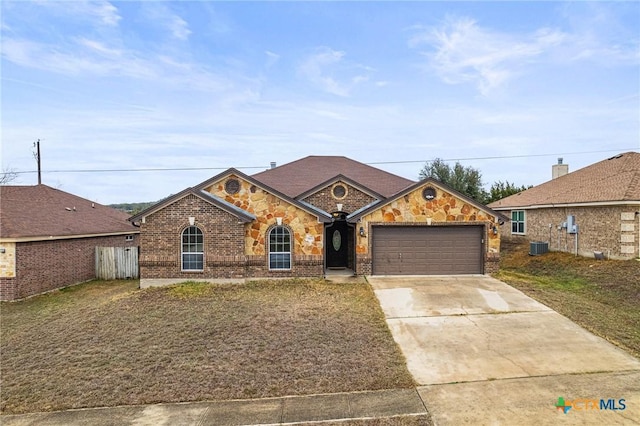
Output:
[[366, 148, 636, 165], [10, 147, 637, 175]]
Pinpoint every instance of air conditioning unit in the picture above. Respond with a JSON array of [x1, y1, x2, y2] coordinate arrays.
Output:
[[529, 241, 549, 256]]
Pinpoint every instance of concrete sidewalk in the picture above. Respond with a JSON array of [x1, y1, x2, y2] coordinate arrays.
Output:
[[1, 388, 431, 426]]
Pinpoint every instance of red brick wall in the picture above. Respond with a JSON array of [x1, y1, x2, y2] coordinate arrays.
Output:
[[0, 234, 138, 301], [139, 194, 246, 280]]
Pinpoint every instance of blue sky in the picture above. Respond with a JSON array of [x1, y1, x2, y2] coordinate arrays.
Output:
[[2, 1, 639, 204]]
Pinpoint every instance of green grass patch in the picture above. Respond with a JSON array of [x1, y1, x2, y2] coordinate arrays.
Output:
[[495, 270, 590, 291], [165, 281, 216, 298]]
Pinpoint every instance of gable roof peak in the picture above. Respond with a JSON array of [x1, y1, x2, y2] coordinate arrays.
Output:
[[253, 156, 415, 198]]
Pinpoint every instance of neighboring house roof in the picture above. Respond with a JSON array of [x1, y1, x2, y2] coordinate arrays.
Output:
[[489, 152, 640, 210], [0, 184, 138, 240], [129, 168, 332, 224], [348, 178, 509, 223], [252, 156, 415, 198]]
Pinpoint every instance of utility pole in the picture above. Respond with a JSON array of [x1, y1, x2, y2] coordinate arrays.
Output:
[[33, 139, 42, 185]]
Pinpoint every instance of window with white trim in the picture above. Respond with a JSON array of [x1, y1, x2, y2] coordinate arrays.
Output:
[[511, 210, 525, 234], [182, 226, 204, 271], [269, 226, 291, 270]]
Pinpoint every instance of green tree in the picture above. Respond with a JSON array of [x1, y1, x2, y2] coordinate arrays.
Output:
[[486, 180, 532, 204], [419, 158, 487, 203]]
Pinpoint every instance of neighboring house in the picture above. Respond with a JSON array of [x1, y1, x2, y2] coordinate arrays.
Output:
[[130, 156, 506, 287], [489, 152, 640, 259], [0, 185, 139, 301]]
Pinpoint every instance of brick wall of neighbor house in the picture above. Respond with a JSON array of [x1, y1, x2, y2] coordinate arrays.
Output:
[[302, 181, 377, 214], [499, 205, 639, 259], [355, 185, 501, 274], [0, 234, 138, 301]]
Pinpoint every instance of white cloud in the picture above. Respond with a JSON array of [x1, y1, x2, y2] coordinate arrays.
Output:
[[1, 35, 233, 92], [141, 3, 192, 40], [31, 0, 121, 27], [1, 37, 155, 78], [410, 17, 566, 95], [298, 47, 372, 97], [265, 50, 280, 68]]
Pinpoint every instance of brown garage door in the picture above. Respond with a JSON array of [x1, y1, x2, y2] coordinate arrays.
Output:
[[372, 226, 484, 275]]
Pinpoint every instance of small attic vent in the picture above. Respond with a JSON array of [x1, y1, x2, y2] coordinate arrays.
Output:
[[607, 154, 623, 160], [422, 187, 437, 201], [332, 184, 347, 199], [225, 179, 240, 195]]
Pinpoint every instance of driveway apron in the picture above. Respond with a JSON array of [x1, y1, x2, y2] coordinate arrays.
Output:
[[368, 275, 640, 425]]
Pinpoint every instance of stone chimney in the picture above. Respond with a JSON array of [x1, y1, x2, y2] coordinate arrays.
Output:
[[552, 157, 569, 179]]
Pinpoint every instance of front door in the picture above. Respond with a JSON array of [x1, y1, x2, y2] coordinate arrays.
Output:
[[325, 218, 349, 269]]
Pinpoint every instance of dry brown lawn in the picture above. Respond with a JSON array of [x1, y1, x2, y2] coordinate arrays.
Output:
[[0, 278, 415, 415], [494, 241, 640, 358]]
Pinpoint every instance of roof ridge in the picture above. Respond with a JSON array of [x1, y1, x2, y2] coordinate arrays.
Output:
[[624, 169, 640, 200]]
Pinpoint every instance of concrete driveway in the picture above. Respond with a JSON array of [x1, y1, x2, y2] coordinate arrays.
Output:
[[369, 275, 640, 425]]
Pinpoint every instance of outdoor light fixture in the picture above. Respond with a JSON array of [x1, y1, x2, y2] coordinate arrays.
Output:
[[492, 226, 498, 235], [359, 226, 366, 237]]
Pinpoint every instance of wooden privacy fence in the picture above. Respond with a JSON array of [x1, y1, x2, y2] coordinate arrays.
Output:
[[96, 247, 139, 280]]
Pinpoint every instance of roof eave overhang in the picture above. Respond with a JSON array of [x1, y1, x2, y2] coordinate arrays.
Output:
[[491, 200, 640, 210], [0, 230, 140, 243], [130, 168, 332, 224]]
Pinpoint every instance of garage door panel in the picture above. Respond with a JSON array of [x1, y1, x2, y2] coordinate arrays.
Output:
[[372, 226, 483, 275]]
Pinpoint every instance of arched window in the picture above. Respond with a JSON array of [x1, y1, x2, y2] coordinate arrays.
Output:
[[181, 226, 203, 271], [269, 226, 291, 270]]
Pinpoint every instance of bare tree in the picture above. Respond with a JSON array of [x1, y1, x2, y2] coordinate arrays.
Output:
[[0, 167, 18, 185]]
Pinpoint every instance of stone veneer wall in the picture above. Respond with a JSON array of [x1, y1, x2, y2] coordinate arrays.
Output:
[[499, 205, 640, 259], [302, 181, 377, 214], [0, 234, 138, 301], [204, 175, 325, 257], [355, 186, 501, 274]]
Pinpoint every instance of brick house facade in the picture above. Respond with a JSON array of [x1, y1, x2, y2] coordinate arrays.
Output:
[[0, 235, 137, 301], [132, 157, 505, 287], [0, 185, 139, 301], [490, 152, 640, 259]]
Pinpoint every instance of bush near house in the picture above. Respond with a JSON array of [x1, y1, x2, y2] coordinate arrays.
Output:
[[0, 279, 415, 415], [494, 241, 640, 358]]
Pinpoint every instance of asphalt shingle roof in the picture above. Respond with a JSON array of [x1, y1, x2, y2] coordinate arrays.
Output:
[[252, 156, 415, 199], [488, 152, 640, 209], [0, 184, 138, 239]]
